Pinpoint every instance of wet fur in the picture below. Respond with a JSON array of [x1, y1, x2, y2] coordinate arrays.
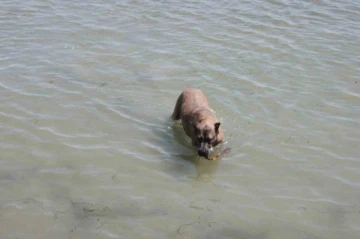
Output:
[[171, 88, 224, 158]]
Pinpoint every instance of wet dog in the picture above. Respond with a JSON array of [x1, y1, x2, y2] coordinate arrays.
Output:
[[171, 88, 224, 159]]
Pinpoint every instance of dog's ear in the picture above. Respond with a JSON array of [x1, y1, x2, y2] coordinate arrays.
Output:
[[214, 122, 221, 134]]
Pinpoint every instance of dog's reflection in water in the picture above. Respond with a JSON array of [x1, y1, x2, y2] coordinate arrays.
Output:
[[171, 122, 221, 182]]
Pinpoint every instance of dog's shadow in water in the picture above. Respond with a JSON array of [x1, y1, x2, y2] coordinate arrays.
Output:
[[169, 120, 221, 182]]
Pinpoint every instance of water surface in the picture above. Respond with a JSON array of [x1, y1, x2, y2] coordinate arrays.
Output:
[[1, 0, 359, 238]]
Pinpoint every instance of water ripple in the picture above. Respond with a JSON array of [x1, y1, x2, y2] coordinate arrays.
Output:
[[1, 0, 359, 238]]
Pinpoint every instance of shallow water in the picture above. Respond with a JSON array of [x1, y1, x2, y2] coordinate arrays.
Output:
[[1, 0, 359, 238]]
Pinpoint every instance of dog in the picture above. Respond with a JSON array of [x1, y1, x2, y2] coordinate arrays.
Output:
[[171, 88, 224, 159]]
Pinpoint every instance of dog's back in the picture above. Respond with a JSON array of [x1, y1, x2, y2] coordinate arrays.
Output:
[[172, 88, 210, 120]]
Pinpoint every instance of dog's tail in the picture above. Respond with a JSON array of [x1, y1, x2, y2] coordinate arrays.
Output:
[[171, 92, 183, 120]]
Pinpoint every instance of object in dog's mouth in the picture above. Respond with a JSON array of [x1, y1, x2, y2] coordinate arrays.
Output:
[[207, 147, 231, 160]]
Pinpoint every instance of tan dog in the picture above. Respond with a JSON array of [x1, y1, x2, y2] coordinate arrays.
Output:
[[171, 88, 224, 159]]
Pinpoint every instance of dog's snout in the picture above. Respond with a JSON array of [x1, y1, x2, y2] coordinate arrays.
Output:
[[198, 149, 209, 158]]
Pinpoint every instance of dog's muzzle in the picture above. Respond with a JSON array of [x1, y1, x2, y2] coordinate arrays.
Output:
[[197, 141, 211, 158], [198, 149, 209, 158]]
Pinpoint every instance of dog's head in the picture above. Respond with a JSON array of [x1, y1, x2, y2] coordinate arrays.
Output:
[[193, 122, 221, 159]]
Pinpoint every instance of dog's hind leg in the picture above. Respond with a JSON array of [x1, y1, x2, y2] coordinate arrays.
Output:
[[171, 93, 183, 120]]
